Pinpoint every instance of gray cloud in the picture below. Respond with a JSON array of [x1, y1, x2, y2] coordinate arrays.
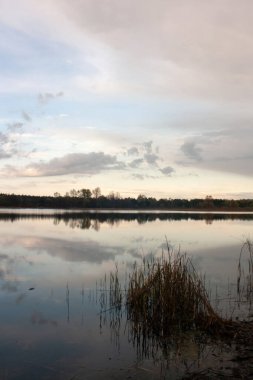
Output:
[[143, 141, 153, 154], [180, 141, 203, 162], [144, 153, 159, 165], [0, 131, 21, 159], [201, 156, 253, 177], [38, 91, 64, 105], [0, 132, 8, 144], [7, 122, 23, 132], [54, 0, 253, 101], [4, 152, 125, 177], [126, 141, 162, 168], [223, 192, 253, 198], [3, 1, 253, 103], [176, 127, 253, 177], [0, 254, 9, 260], [0, 150, 11, 159], [131, 173, 159, 180], [129, 158, 144, 168], [22, 111, 32, 122], [127, 147, 139, 156], [159, 166, 175, 176], [127, 140, 172, 175], [132, 173, 145, 180]]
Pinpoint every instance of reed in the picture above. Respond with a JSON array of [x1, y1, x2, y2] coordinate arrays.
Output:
[[98, 242, 253, 379], [237, 239, 253, 305], [126, 247, 227, 339], [101, 242, 253, 343]]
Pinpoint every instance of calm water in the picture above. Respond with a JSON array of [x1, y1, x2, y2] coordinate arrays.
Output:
[[0, 210, 252, 379]]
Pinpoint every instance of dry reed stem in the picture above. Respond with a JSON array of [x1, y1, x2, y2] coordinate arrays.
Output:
[[126, 249, 238, 338]]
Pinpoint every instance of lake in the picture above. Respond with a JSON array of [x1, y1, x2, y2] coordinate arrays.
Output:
[[0, 210, 252, 379]]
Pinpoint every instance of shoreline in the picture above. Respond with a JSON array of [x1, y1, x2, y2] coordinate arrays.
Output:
[[0, 206, 253, 213]]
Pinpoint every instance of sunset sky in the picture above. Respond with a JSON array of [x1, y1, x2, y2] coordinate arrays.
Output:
[[1, 0, 253, 199]]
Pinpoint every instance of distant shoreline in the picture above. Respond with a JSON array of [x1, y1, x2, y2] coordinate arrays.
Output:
[[0, 192, 253, 212]]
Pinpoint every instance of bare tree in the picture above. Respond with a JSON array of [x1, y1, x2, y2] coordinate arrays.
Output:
[[92, 187, 101, 199]]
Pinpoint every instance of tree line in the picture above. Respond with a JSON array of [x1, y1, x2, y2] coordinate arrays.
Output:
[[0, 188, 252, 210]]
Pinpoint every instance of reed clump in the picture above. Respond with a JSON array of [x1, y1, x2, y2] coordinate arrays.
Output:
[[126, 248, 235, 338], [237, 239, 253, 306]]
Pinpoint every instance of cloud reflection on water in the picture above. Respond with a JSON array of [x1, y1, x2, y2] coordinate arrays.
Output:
[[0, 213, 252, 379]]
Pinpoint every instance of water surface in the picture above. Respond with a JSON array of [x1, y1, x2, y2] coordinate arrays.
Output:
[[0, 210, 252, 379]]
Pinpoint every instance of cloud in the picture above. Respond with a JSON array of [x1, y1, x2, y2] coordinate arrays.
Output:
[[1, 0, 253, 191], [127, 147, 139, 156], [22, 111, 32, 122], [0, 132, 8, 144], [131, 173, 145, 180], [38, 91, 64, 105], [223, 192, 253, 199], [159, 166, 175, 176], [176, 127, 253, 177], [0, 254, 9, 260], [2, 1, 253, 102], [129, 158, 143, 168], [180, 141, 203, 162], [131, 173, 159, 180], [4, 152, 125, 177], [126, 140, 175, 175], [0, 151, 11, 159], [7, 122, 23, 132], [144, 153, 159, 165], [0, 128, 29, 160], [143, 141, 153, 154], [41, 0, 253, 101], [0, 132, 12, 159]]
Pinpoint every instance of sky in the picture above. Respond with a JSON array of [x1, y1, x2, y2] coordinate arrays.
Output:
[[0, 0, 253, 199]]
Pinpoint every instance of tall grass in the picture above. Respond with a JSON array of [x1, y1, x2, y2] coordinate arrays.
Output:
[[237, 239, 253, 302], [98, 242, 253, 379], [100, 242, 253, 344], [126, 248, 225, 339]]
